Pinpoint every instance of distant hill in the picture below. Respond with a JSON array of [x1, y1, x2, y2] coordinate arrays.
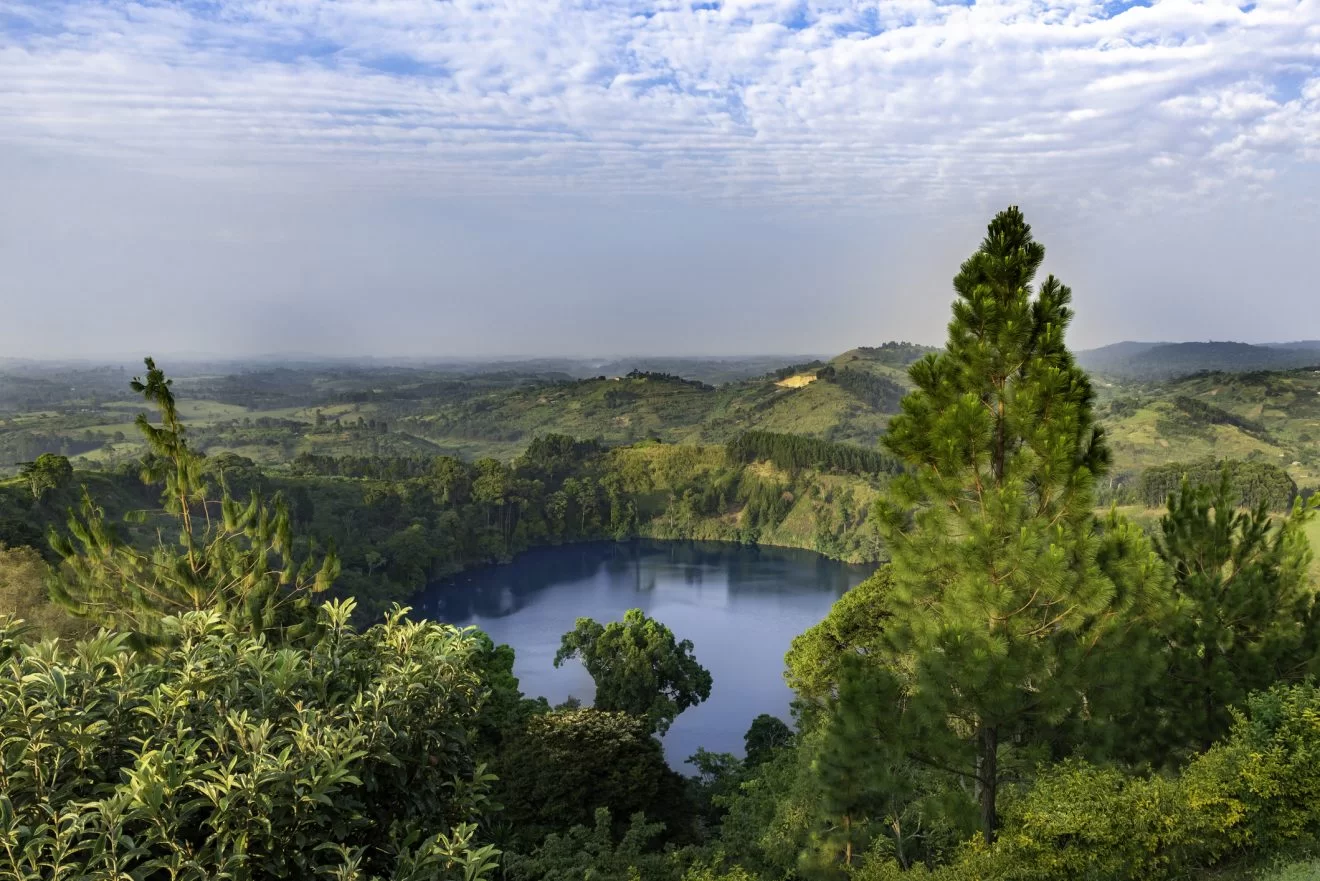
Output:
[[1079, 341, 1320, 379], [410, 347, 926, 458], [1075, 341, 1167, 374]]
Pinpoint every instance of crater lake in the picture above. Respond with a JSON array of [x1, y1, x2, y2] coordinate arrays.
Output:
[[411, 540, 875, 766]]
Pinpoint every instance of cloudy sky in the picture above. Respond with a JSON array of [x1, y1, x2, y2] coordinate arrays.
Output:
[[1, 0, 1318, 358]]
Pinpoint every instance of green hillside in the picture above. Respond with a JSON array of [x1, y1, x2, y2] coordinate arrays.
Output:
[[7, 345, 1320, 508], [1097, 366, 1320, 494], [1, 348, 930, 475]]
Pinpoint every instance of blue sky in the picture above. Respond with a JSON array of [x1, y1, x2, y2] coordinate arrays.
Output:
[[1, 0, 1318, 357]]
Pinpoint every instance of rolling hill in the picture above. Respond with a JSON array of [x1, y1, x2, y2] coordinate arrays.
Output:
[[1080, 341, 1320, 379]]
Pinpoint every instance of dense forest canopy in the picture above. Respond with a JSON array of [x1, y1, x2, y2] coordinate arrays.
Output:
[[4, 207, 1320, 880]]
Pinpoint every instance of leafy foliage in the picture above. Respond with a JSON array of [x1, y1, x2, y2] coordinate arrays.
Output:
[[555, 608, 713, 735], [492, 708, 691, 848], [784, 568, 890, 704], [504, 809, 681, 881], [0, 601, 500, 881]]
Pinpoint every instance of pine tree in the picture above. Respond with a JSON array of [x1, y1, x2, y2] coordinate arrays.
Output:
[[804, 658, 939, 876], [873, 207, 1146, 843], [1154, 470, 1319, 753], [50, 358, 339, 647]]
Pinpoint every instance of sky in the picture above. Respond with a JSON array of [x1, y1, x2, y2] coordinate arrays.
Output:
[[1, 0, 1318, 359]]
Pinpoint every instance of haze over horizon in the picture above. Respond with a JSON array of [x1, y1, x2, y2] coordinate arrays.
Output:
[[2, 0, 1318, 359], [9, 338, 1320, 368]]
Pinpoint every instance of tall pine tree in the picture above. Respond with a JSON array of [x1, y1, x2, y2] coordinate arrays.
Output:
[[873, 207, 1150, 843]]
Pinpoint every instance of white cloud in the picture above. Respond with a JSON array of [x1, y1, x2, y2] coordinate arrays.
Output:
[[0, 0, 1316, 208]]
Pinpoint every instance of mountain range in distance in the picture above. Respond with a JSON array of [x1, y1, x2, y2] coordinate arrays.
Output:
[[1076, 340, 1320, 380], [6, 340, 1320, 385]]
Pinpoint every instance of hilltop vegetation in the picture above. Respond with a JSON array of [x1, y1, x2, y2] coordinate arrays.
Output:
[[13, 338, 1320, 512], [0, 345, 933, 475], [1097, 366, 1320, 498]]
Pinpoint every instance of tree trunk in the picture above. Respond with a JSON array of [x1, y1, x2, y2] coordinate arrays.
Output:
[[993, 394, 1006, 484], [1201, 645, 1217, 752], [979, 724, 999, 845]]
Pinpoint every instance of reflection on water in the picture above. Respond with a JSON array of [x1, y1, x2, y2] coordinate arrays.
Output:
[[411, 540, 874, 766]]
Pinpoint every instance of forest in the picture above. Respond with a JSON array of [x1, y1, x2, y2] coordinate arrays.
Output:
[[3, 207, 1320, 881]]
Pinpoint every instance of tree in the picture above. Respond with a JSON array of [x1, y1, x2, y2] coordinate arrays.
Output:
[[871, 207, 1152, 843], [804, 663, 917, 875], [687, 747, 746, 830], [715, 740, 822, 879], [555, 608, 712, 735], [1153, 470, 1319, 753], [745, 714, 793, 768], [49, 358, 339, 647], [502, 808, 677, 881], [491, 708, 690, 848], [785, 568, 891, 705], [19, 453, 72, 500], [470, 631, 550, 753], [847, 684, 1320, 881]]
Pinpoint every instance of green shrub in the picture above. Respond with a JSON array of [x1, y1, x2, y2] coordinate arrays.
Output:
[[1191, 683, 1320, 850], [504, 809, 677, 881], [0, 601, 499, 880], [1257, 858, 1320, 881], [492, 708, 693, 848], [850, 684, 1320, 881]]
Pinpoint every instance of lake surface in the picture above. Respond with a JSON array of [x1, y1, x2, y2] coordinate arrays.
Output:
[[411, 540, 874, 766]]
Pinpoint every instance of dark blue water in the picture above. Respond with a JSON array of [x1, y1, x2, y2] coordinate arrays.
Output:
[[411, 540, 873, 766]]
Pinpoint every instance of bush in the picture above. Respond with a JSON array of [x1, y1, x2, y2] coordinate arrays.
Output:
[[0, 602, 499, 880], [493, 708, 694, 848], [850, 684, 1320, 881], [0, 543, 86, 641], [1258, 858, 1320, 881]]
